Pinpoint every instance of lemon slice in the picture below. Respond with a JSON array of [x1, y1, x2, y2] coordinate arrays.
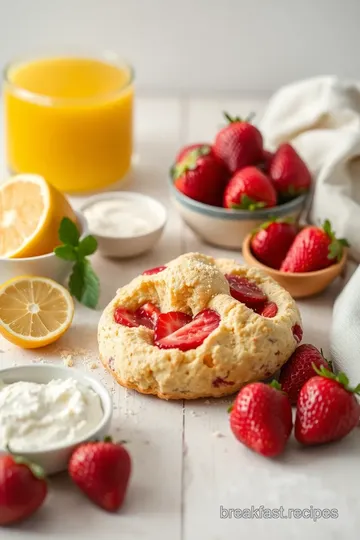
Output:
[[0, 174, 78, 258], [0, 276, 74, 348]]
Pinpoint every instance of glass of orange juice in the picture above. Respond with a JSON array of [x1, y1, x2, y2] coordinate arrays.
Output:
[[3, 51, 134, 193]]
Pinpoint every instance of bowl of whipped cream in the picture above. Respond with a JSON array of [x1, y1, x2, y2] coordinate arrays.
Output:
[[0, 364, 112, 475]]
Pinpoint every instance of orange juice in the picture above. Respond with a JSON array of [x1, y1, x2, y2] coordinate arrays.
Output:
[[3, 55, 134, 192]]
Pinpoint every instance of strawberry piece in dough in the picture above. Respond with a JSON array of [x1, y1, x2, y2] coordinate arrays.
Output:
[[257, 302, 278, 318], [114, 303, 160, 330], [225, 274, 267, 308], [142, 265, 167, 276], [135, 303, 160, 329], [154, 312, 192, 342], [155, 309, 220, 352], [292, 324, 303, 344]]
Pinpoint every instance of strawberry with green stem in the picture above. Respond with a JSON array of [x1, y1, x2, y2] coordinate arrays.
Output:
[[173, 147, 229, 206], [54, 218, 100, 309], [214, 112, 264, 173], [0, 453, 47, 525], [280, 219, 349, 273], [229, 380, 293, 457], [295, 365, 360, 445], [279, 344, 330, 405], [250, 217, 298, 269], [223, 166, 277, 210], [269, 143, 312, 199], [69, 437, 131, 512]]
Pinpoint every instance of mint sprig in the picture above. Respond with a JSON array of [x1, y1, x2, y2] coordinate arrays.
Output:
[[54, 218, 100, 309]]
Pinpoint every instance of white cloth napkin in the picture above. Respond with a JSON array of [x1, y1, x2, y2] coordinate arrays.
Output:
[[260, 76, 360, 262], [330, 265, 360, 384]]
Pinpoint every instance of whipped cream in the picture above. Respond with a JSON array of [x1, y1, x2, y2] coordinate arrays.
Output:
[[0, 378, 104, 452], [83, 198, 155, 238]]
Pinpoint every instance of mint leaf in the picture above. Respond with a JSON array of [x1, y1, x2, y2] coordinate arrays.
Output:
[[78, 235, 98, 258], [68, 260, 100, 309], [54, 245, 78, 261], [81, 261, 100, 309], [59, 217, 80, 247], [68, 261, 85, 303], [55, 219, 100, 309]]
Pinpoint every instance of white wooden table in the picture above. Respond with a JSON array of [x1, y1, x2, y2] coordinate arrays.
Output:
[[1, 97, 359, 540]]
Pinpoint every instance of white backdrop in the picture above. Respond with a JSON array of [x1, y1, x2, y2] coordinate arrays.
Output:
[[0, 0, 359, 94]]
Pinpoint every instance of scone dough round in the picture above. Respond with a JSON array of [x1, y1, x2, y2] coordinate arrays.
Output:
[[98, 253, 302, 399]]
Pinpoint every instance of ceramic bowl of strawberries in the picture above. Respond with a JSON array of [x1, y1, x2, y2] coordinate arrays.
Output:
[[169, 113, 310, 249], [242, 218, 349, 298]]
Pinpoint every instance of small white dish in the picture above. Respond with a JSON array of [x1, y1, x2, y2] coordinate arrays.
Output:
[[79, 191, 167, 258], [0, 364, 112, 475], [0, 211, 88, 285]]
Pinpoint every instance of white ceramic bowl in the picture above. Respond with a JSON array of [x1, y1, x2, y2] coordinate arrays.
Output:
[[79, 192, 167, 258], [0, 364, 112, 475], [169, 178, 307, 250], [0, 212, 88, 285]]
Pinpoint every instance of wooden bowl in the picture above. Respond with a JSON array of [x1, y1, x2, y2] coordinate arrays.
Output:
[[242, 233, 347, 299]]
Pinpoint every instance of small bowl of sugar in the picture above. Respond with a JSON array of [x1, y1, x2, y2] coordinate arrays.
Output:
[[79, 192, 167, 258]]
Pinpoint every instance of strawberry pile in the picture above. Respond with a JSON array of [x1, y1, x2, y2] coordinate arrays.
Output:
[[171, 113, 312, 209], [250, 218, 349, 272], [229, 342, 360, 457], [0, 438, 131, 525]]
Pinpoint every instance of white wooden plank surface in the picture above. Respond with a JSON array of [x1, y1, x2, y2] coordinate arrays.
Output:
[[0, 96, 359, 539]]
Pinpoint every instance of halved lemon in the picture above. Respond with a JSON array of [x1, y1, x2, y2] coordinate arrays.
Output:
[[0, 174, 78, 258], [0, 276, 74, 348]]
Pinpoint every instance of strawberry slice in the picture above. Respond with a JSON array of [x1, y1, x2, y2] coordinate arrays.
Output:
[[114, 303, 160, 330], [114, 308, 139, 328], [292, 324, 303, 344], [135, 303, 160, 329], [154, 311, 192, 342], [155, 309, 220, 351], [225, 274, 267, 307], [257, 302, 278, 318], [142, 266, 167, 276]]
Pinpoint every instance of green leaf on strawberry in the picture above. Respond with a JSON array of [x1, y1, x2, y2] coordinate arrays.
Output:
[[322, 219, 350, 261], [312, 363, 360, 395], [231, 195, 267, 212], [223, 111, 255, 124], [172, 147, 211, 179]]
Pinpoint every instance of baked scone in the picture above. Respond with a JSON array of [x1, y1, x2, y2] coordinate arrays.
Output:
[[98, 253, 302, 400]]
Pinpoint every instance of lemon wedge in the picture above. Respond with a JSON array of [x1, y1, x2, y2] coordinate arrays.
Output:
[[0, 174, 78, 258], [0, 276, 74, 348]]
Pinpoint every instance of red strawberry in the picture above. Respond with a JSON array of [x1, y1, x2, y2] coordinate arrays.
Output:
[[229, 381, 293, 457], [279, 344, 330, 405], [154, 311, 192, 341], [269, 143, 311, 198], [175, 143, 212, 164], [295, 366, 360, 445], [256, 301, 278, 318], [69, 438, 131, 512], [225, 274, 267, 308], [223, 167, 277, 210], [257, 150, 274, 174], [280, 220, 349, 273], [173, 148, 228, 206], [251, 218, 298, 269], [0, 454, 47, 525], [114, 303, 160, 330], [142, 265, 167, 276], [155, 309, 220, 351], [214, 112, 263, 173]]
